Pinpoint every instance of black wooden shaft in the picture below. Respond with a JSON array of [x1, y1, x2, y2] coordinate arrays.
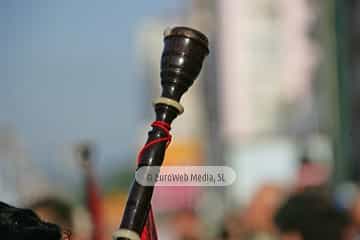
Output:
[[117, 26, 209, 239]]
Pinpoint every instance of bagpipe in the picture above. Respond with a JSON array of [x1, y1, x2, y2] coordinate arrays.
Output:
[[112, 27, 209, 240]]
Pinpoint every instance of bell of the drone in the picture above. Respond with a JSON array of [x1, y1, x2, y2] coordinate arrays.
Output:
[[160, 26, 209, 102]]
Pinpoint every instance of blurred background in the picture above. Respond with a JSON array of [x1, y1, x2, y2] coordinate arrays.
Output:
[[1, 0, 360, 239]]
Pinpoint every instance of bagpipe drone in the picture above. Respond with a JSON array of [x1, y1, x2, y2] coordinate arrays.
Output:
[[113, 27, 209, 240]]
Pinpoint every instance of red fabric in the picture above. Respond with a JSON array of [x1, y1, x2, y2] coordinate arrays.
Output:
[[138, 121, 172, 240], [86, 174, 104, 240], [140, 207, 158, 240]]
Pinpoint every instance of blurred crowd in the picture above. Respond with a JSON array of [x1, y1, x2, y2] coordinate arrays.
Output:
[[151, 157, 360, 240], [3, 157, 359, 240], [158, 185, 360, 240], [168, 160, 360, 240], [216, 185, 357, 240]]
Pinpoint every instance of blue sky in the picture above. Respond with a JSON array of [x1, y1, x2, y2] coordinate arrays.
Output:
[[1, 0, 187, 179]]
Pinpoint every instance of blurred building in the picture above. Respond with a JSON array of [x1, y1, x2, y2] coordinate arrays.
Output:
[[216, 0, 337, 204]]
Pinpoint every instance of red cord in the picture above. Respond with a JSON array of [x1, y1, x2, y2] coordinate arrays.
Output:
[[137, 121, 172, 240], [136, 121, 172, 164]]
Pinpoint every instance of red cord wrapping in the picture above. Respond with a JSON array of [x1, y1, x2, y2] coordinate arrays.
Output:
[[138, 121, 172, 240], [137, 121, 172, 164]]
